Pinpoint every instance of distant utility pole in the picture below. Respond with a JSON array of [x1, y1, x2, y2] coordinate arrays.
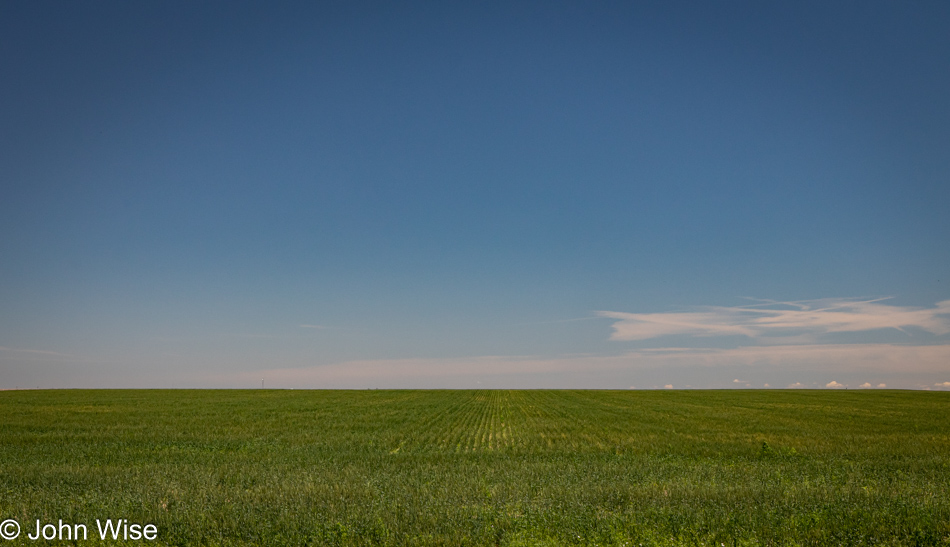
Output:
[[261, 378, 264, 389]]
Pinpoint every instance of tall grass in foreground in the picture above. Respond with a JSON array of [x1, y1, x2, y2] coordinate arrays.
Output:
[[0, 390, 948, 546]]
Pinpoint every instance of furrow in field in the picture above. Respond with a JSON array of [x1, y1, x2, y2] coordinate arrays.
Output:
[[519, 391, 566, 448], [486, 391, 498, 450], [473, 391, 492, 451], [383, 391, 469, 453], [483, 392, 496, 450], [450, 393, 484, 453], [509, 392, 536, 451], [505, 392, 518, 449], [429, 393, 476, 452], [420, 391, 480, 453], [462, 393, 486, 452], [570, 390, 721, 450], [489, 391, 500, 450], [424, 392, 473, 450], [388, 390, 522, 454], [452, 393, 477, 452], [566, 390, 657, 448], [419, 392, 475, 451], [489, 390, 512, 451], [516, 391, 601, 451], [500, 391, 512, 450]]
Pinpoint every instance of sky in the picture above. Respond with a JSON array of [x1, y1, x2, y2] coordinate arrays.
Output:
[[1, 1, 949, 390]]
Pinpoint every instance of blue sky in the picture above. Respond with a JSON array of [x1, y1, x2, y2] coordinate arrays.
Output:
[[2, 1, 949, 389]]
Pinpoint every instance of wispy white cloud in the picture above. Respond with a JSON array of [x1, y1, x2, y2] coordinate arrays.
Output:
[[597, 310, 756, 340], [0, 346, 78, 359], [936, 381, 950, 388], [221, 333, 288, 339], [599, 298, 950, 342]]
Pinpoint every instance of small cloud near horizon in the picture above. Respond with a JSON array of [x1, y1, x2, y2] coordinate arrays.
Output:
[[826, 380, 846, 389]]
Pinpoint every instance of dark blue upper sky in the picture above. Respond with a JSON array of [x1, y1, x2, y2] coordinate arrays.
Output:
[[2, 1, 949, 388]]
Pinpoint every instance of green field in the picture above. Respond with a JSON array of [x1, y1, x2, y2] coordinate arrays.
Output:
[[1, 390, 948, 546]]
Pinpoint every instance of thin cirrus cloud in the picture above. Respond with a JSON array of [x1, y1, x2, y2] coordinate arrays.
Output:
[[0, 346, 78, 360], [598, 298, 950, 342]]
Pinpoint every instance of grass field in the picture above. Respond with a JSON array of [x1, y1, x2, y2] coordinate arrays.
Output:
[[0, 389, 948, 546]]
